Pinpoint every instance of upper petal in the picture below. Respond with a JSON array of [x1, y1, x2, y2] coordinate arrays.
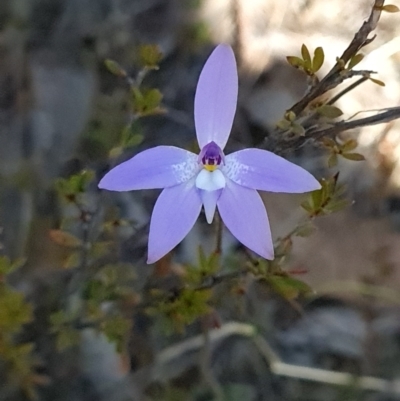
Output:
[[223, 149, 321, 193], [217, 180, 273, 259], [147, 180, 202, 263], [99, 146, 199, 191], [194, 44, 238, 150]]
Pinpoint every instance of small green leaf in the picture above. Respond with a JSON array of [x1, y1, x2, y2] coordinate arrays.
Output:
[[101, 315, 131, 353], [323, 198, 350, 213], [63, 252, 81, 269], [328, 152, 338, 168], [286, 56, 304, 69], [341, 139, 358, 152], [301, 44, 311, 64], [104, 59, 126, 77], [369, 77, 385, 86], [317, 105, 343, 118], [109, 146, 123, 159], [139, 44, 163, 69], [291, 122, 305, 136], [132, 88, 164, 116], [321, 137, 337, 148], [266, 275, 312, 300], [56, 327, 81, 351], [382, 4, 400, 12], [348, 54, 364, 69], [295, 222, 316, 237], [341, 152, 365, 161], [276, 118, 292, 130], [312, 47, 324, 72]]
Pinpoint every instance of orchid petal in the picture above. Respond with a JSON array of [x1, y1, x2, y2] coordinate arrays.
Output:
[[200, 189, 221, 223], [194, 44, 238, 150], [223, 149, 321, 193], [99, 146, 199, 191], [217, 180, 273, 259], [195, 169, 226, 191], [147, 180, 202, 263]]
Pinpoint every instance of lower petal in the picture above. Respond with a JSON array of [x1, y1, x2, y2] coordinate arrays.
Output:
[[217, 180, 273, 259], [200, 189, 222, 224], [147, 180, 202, 263]]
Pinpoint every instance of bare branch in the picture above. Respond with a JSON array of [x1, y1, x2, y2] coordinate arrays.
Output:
[[287, 0, 384, 117], [277, 107, 400, 154]]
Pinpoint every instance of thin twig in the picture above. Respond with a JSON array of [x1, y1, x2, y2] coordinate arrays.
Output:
[[327, 77, 369, 105], [287, 0, 384, 117]]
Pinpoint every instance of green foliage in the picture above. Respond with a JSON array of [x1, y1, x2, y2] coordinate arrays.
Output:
[[301, 174, 350, 216], [104, 59, 127, 77], [316, 104, 343, 118], [185, 247, 220, 285], [263, 275, 312, 300], [276, 111, 305, 136], [378, 4, 400, 13], [138, 44, 163, 70], [101, 315, 131, 353], [321, 137, 365, 167], [131, 87, 165, 117], [149, 288, 212, 332], [54, 170, 94, 202], [0, 260, 36, 398], [287, 44, 325, 75]]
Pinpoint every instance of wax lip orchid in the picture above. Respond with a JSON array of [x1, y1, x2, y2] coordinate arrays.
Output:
[[99, 44, 321, 263]]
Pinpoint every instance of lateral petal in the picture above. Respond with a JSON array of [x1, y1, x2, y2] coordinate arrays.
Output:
[[147, 180, 202, 263], [99, 146, 199, 191], [217, 180, 274, 259], [194, 44, 238, 150], [223, 149, 321, 193]]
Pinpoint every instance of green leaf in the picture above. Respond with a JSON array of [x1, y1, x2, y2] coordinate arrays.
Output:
[[0, 288, 33, 332], [286, 56, 304, 69], [301, 44, 311, 63], [323, 198, 350, 213], [328, 152, 338, 168], [0, 256, 26, 275], [101, 315, 131, 353], [317, 105, 343, 118], [321, 137, 337, 148], [382, 4, 400, 12], [341, 152, 365, 161], [312, 47, 324, 72], [104, 59, 126, 77], [369, 77, 385, 86], [139, 44, 163, 69], [291, 122, 305, 136], [266, 275, 312, 300], [63, 252, 81, 269], [56, 327, 81, 351], [132, 88, 164, 116], [276, 118, 292, 130], [348, 53, 364, 69], [341, 139, 358, 152], [295, 222, 316, 237]]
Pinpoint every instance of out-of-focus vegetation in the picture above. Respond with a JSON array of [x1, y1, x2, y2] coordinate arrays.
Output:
[[2, 0, 400, 400]]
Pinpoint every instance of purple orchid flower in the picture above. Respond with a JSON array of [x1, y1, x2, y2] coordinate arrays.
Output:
[[99, 44, 321, 263]]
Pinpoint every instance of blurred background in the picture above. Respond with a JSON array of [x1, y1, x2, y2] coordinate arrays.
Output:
[[2, 0, 400, 400]]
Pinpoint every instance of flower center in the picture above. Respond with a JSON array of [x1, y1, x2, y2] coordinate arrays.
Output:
[[199, 141, 224, 172]]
